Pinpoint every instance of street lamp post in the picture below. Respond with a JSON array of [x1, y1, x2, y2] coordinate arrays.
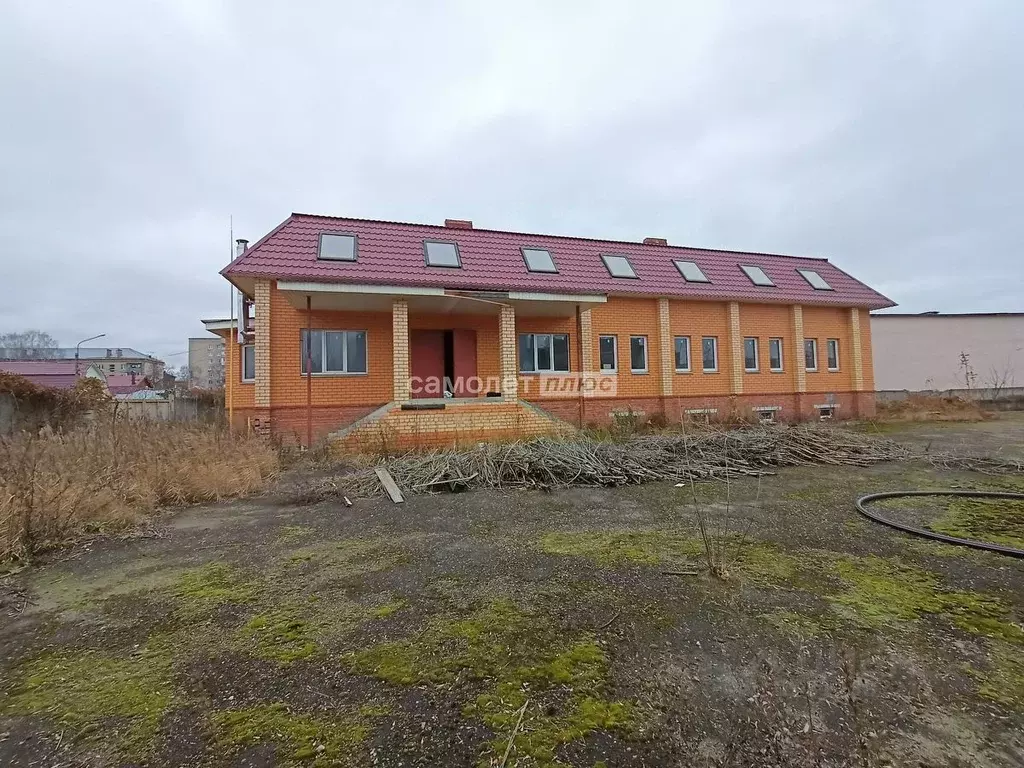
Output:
[[75, 333, 106, 376]]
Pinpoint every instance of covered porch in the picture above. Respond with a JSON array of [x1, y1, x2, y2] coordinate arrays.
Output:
[[275, 281, 605, 406]]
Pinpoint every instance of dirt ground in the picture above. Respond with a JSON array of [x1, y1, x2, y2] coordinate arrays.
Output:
[[2, 416, 1023, 767]]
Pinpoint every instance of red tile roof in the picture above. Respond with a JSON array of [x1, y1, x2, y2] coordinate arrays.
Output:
[[105, 374, 153, 396], [0, 361, 82, 390], [223, 213, 895, 309]]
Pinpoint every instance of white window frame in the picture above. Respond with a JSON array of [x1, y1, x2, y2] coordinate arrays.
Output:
[[519, 333, 570, 373], [701, 336, 719, 373], [598, 334, 618, 372], [827, 338, 840, 371], [300, 329, 369, 375], [241, 344, 255, 382], [674, 336, 691, 373], [629, 335, 649, 374], [768, 337, 784, 372], [804, 338, 818, 372], [743, 337, 759, 373]]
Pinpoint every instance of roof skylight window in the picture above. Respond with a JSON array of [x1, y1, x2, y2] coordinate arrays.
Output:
[[522, 248, 557, 273], [318, 233, 357, 261], [740, 265, 775, 287], [797, 268, 833, 290], [423, 240, 462, 268], [674, 260, 710, 283], [601, 254, 638, 279]]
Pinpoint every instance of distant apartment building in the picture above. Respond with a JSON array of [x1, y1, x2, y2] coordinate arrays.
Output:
[[0, 346, 164, 379], [188, 336, 225, 389]]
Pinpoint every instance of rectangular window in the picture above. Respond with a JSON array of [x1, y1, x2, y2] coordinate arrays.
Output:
[[769, 338, 783, 372], [804, 339, 818, 372], [674, 336, 691, 372], [601, 254, 638, 278], [521, 247, 557, 273], [423, 240, 462, 267], [518, 333, 569, 372], [318, 233, 357, 261], [740, 264, 775, 286], [242, 344, 255, 381], [702, 337, 718, 372], [598, 335, 617, 371], [673, 260, 710, 283], [629, 336, 648, 373], [797, 268, 832, 290], [743, 337, 759, 372], [827, 339, 840, 371], [300, 330, 368, 374]]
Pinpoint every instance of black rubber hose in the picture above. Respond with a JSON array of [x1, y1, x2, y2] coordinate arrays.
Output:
[[855, 491, 1024, 558]]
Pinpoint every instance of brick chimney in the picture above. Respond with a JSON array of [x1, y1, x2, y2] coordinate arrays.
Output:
[[444, 219, 473, 229], [643, 237, 668, 246]]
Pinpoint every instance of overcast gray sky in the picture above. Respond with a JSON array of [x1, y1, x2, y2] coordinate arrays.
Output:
[[1, 1, 1021, 365]]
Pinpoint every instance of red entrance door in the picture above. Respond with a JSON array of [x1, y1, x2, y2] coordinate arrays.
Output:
[[452, 329, 477, 396], [409, 330, 445, 398]]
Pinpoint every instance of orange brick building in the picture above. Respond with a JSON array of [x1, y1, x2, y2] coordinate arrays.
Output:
[[206, 214, 893, 447]]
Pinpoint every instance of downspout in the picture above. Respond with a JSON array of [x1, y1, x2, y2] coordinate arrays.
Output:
[[306, 294, 313, 448], [575, 304, 584, 427]]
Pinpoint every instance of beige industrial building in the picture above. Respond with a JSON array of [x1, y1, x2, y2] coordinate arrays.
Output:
[[871, 312, 1024, 394]]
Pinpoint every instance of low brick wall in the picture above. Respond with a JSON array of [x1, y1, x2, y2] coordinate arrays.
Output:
[[334, 400, 573, 452]]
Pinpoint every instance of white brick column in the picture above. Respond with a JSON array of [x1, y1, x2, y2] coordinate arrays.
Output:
[[728, 301, 743, 395], [392, 298, 410, 402], [579, 309, 594, 372], [792, 305, 806, 392], [254, 279, 271, 409], [658, 298, 673, 396], [499, 304, 518, 401], [850, 307, 864, 392]]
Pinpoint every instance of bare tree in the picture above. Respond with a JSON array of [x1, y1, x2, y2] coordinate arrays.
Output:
[[0, 330, 60, 360], [957, 351, 978, 391], [986, 359, 1016, 399]]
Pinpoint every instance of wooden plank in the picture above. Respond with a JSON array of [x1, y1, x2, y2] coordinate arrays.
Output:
[[374, 467, 405, 504]]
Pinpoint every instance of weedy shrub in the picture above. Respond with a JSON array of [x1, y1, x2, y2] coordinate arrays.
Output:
[[0, 420, 279, 563]]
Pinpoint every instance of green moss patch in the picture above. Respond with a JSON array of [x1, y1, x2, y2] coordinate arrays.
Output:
[[278, 525, 315, 542], [172, 562, 260, 620], [274, 538, 405, 588], [237, 608, 318, 663], [538, 531, 703, 567], [928, 497, 1024, 549], [348, 599, 638, 767], [234, 597, 376, 663], [970, 642, 1024, 710], [211, 702, 369, 766], [3, 640, 173, 757], [828, 555, 1023, 643]]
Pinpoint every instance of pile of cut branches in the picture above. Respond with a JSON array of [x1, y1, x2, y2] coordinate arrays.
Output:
[[297, 424, 912, 504]]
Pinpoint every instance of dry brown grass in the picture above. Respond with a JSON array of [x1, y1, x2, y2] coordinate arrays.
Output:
[[0, 420, 279, 564], [877, 394, 990, 422]]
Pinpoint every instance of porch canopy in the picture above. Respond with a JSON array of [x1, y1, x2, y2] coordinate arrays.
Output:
[[275, 281, 606, 316]]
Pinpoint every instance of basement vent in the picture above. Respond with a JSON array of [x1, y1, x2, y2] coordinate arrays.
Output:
[[752, 406, 781, 423], [815, 404, 837, 420]]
